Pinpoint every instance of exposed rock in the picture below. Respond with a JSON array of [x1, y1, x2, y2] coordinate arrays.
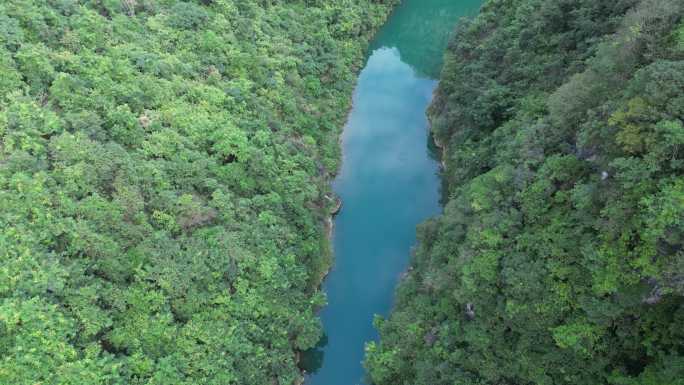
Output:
[[325, 193, 342, 216], [465, 303, 475, 320], [643, 279, 663, 305], [424, 331, 437, 346]]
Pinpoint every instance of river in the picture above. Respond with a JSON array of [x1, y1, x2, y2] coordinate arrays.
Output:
[[302, 1, 482, 384]]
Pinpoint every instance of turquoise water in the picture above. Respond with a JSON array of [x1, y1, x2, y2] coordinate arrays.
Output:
[[303, 1, 482, 384]]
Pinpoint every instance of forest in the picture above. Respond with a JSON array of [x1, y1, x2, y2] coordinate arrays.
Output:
[[366, 0, 684, 384], [0, 0, 397, 384]]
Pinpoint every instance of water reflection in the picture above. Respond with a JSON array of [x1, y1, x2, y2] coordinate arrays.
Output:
[[370, 0, 483, 78], [304, 1, 484, 384], [304, 45, 440, 385]]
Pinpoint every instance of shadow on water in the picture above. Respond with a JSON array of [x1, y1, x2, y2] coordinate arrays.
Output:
[[300, 334, 328, 375]]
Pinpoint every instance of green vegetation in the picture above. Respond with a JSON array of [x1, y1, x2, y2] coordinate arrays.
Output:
[[0, 0, 396, 384], [366, 0, 684, 384]]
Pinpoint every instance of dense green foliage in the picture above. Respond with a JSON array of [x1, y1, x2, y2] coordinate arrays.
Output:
[[366, 0, 684, 384], [0, 0, 396, 383]]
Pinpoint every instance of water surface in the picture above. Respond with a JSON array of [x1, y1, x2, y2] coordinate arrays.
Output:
[[303, 1, 482, 384]]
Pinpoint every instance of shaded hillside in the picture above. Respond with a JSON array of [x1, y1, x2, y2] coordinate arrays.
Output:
[[367, 0, 684, 384]]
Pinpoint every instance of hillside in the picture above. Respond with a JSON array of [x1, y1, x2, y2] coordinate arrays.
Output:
[[366, 0, 684, 384], [0, 1, 396, 384]]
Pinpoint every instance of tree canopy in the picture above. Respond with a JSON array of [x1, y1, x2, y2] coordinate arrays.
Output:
[[366, 0, 684, 384], [0, 1, 396, 384]]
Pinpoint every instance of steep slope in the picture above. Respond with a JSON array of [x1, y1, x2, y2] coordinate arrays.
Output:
[[366, 0, 684, 384], [0, 1, 396, 384]]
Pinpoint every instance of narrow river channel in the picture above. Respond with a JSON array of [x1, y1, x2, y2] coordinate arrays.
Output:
[[303, 1, 483, 384]]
